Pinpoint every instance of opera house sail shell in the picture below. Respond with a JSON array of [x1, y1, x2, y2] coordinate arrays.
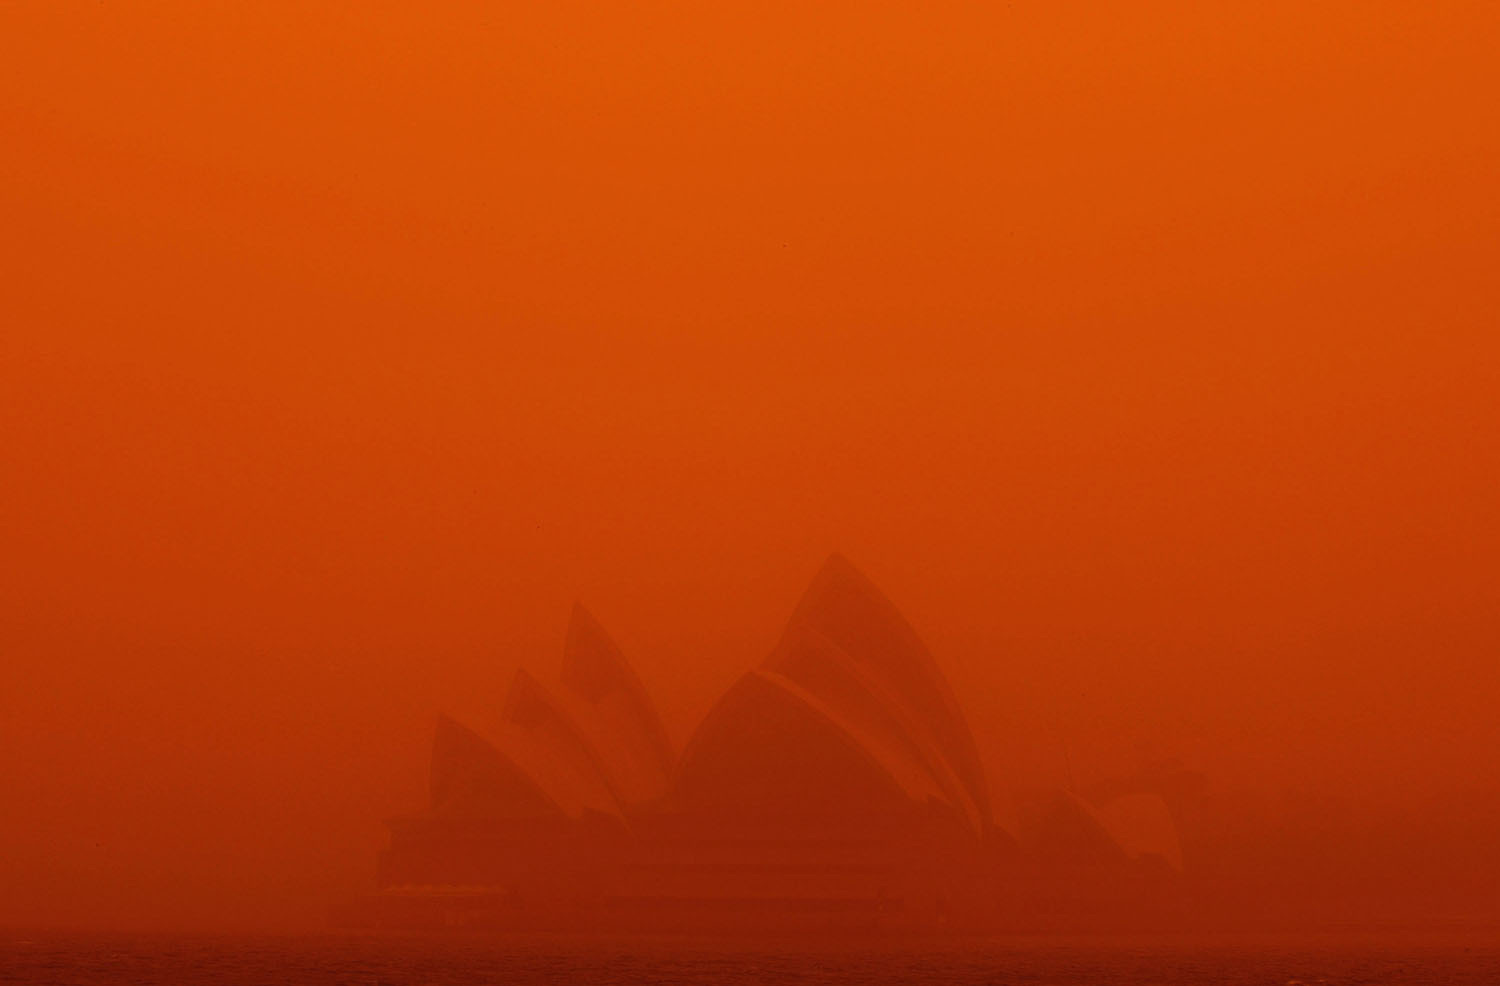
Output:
[[558, 603, 674, 809], [770, 554, 994, 828], [350, 556, 1188, 932]]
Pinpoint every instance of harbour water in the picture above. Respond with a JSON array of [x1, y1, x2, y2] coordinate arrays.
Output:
[[4, 930, 1498, 985]]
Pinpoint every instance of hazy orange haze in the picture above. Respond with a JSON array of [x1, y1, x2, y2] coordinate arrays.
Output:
[[2, 1, 1498, 929]]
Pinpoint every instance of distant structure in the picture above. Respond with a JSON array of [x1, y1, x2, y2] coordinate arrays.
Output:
[[344, 555, 1188, 932]]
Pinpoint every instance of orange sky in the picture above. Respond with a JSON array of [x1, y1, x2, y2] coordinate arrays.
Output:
[[2, 1, 1498, 929]]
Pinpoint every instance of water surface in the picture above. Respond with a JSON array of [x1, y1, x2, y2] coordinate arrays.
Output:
[[4, 931, 1499, 985]]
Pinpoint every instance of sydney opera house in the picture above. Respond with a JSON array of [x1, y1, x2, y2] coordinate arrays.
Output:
[[345, 556, 1190, 932]]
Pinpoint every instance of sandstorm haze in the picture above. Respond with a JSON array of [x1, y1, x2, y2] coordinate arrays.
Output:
[[2, 1, 1497, 930]]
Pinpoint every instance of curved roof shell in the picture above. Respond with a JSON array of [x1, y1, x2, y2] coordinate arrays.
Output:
[[778, 554, 993, 823], [429, 714, 565, 818], [675, 669, 972, 837], [765, 624, 984, 836], [560, 603, 675, 806], [497, 668, 627, 823]]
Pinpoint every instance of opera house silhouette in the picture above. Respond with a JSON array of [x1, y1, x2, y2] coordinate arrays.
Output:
[[346, 555, 1190, 932]]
